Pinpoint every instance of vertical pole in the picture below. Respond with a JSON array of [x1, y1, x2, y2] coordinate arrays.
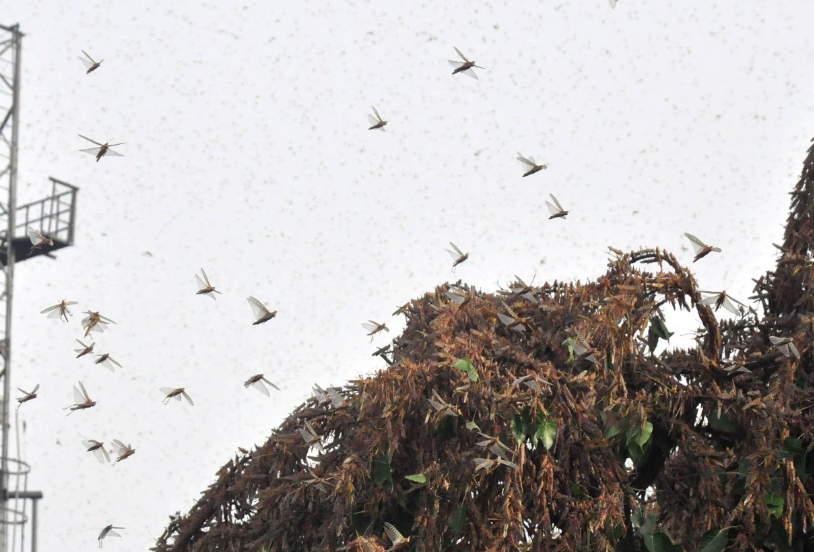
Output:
[[1, 25, 21, 552], [30, 498, 37, 552]]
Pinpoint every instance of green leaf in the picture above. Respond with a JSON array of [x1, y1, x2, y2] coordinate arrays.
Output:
[[648, 325, 660, 353], [605, 423, 623, 440], [511, 406, 532, 445], [453, 358, 479, 382], [562, 338, 576, 362], [698, 528, 728, 552], [636, 422, 654, 447], [651, 316, 674, 341], [765, 493, 784, 517], [451, 503, 467, 532], [642, 532, 682, 552], [437, 415, 456, 442], [535, 420, 558, 451], [708, 410, 739, 435], [405, 474, 427, 484], [373, 453, 392, 485], [465, 420, 480, 431]]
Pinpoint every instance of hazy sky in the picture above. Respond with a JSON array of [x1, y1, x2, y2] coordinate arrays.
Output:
[[1, 0, 813, 549]]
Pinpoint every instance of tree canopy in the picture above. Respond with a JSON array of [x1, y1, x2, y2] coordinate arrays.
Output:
[[153, 138, 814, 552]]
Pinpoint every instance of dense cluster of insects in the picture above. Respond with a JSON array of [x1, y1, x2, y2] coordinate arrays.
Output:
[[151, 140, 814, 552]]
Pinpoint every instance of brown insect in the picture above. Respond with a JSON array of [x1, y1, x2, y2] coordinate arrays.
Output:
[[79, 50, 103, 74], [160, 387, 194, 406], [110, 439, 135, 465], [508, 276, 538, 303], [517, 153, 547, 177], [474, 457, 519, 471], [244, 374, 280, 396], [195, 268, 221, 299], [770, 336, 800, 359], [449, 47, 484, 79], [63, 381, 96, 415], [511, 374, 551, 395], [16, 384, 39, 411], [97, 524, 124, 547], [698, 290, 746, 316], [684, 233, 721, 262], [40, 300, 78, 322], [74, 339, 95, 358], [81, 311, 116, 338], [81, 438, 110, 464], [27, 227, 54, 255], [428, 389, 460, 417], [368, 107, 387, 131], [444, 286, 472, 307], [246, 296, 276, 325], [567, 329, 600, 365], [445, 242, 469, 271], [78, 135, 124, 162], [362, 320, 389, 342], [498, 301, 526, 333], [94, 353, 122, 372], [545, 194, 568, 219], [383, 522, 411, 548], [475, 432, 513, 460], [298, 420, 324, 451]]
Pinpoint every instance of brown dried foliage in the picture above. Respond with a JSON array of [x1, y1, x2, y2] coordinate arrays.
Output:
[[154, 139, 814, 552]]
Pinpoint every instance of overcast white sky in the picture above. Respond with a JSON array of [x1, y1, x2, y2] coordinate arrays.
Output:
[[0, 0, 813, 549]]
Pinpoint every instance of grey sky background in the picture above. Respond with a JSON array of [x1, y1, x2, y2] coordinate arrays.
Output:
[[1, 0, 813, 549]]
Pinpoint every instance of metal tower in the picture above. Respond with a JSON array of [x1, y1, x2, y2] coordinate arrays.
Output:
[[0, 23, 79, 552]]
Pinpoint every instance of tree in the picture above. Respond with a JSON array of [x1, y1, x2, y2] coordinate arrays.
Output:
[[153, 138, 814, 552]]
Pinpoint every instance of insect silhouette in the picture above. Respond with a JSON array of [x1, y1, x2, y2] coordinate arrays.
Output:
[[244, 374, 280, 396], [517, 153, 547, 177], [474, 457, 519, 471], [498, 301, 526, 333], [110, 440, 135, 465], [566, 329, 600, 365], [428, 389, 460, 417], [160, 387, 194, 406], [27, 227, 54, 255], [78, 135, 124, 162], [368, 107, 387, 131], [79, 50, 103, 74], [770, 336, 800, 359], [74, 339, 95, 358], [195, 268, 221, 299], [82, 311, 116, 338], [247, 296, 276, 325], [97, 524, 124, 548], [511, 374, 551, 395], [684, 233, 721, 262], [507, 276, 538, 303], [40, 300, 77, 322], [362, 321, 389, 342], [449, 47, 484, 79], [698, 290, 746, 316], [383, 522, 411, 548], [298, 419, 324, 451], [94, 353, 122, 372], [545, 194, 568, 219], [16, 384, 39, 411], [445, 242, 469, 271], [64, 381, 96, 415], [82, 438, 110, 464]]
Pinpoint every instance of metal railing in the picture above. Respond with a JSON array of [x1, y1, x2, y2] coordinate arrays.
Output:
[[5, 178, 77, 245]]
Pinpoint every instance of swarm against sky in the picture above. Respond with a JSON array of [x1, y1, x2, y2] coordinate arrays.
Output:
[[2, 0, 813, 550]]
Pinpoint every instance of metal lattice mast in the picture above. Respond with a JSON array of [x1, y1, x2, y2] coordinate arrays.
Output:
[[0, 24, 22, 551]]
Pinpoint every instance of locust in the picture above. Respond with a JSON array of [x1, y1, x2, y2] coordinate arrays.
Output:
[[368, 107, 387, 130], [40, 300, 77, 322], [449, 47, 484, 79]]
